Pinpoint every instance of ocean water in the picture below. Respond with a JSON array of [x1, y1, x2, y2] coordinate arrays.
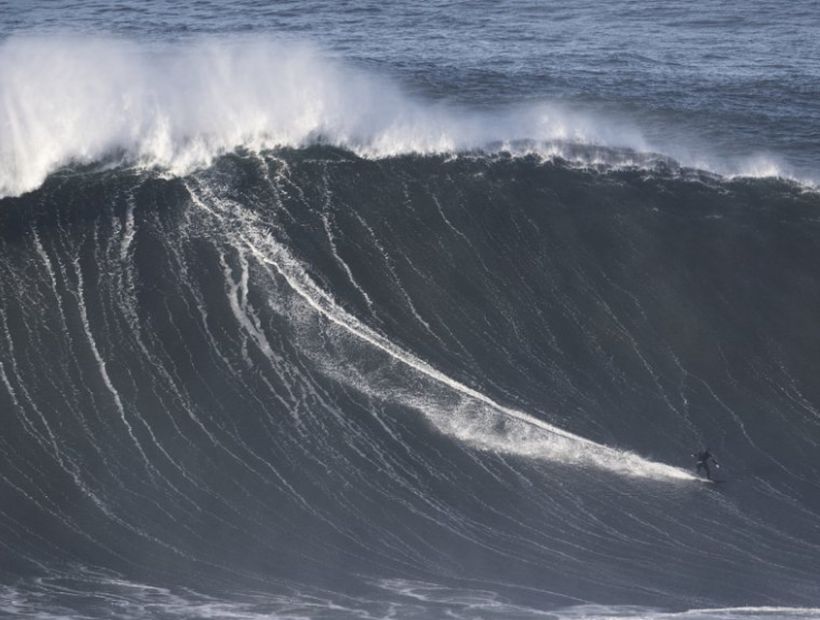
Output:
[[1, 2, 819, 619]]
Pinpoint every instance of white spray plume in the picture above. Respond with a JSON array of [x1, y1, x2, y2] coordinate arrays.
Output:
[[0, 35, 800, 199], [0, 35, 650, 198]]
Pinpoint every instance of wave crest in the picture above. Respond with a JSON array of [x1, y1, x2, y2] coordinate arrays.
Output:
[[0, 35, 796, 199]]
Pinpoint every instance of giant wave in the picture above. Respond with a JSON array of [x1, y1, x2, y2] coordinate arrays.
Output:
[[1, 143, 819, 617], [2, 31, 820, 620]]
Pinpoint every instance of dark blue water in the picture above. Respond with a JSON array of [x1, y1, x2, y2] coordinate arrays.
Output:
[[1, 3, 820, 619]]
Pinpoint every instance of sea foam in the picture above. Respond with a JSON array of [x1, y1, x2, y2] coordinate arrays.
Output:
[[0, 35, 795, 199]]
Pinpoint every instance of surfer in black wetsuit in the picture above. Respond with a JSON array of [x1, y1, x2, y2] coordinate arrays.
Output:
[[693, 449, 719, 480]]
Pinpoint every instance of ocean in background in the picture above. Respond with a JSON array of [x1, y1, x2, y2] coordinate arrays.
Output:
[[1, 2, 819, 618]]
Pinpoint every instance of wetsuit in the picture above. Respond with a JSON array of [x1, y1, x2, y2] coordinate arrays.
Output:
[[695, 450, 717, 480]]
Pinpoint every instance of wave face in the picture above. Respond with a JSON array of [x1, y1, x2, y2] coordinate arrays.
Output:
[[1, 150, 820, 617]]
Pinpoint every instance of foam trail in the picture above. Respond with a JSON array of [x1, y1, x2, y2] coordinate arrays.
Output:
[[219, 209, 694, 481], [2, 35, 799, 200], [185, 180, 689, 480]]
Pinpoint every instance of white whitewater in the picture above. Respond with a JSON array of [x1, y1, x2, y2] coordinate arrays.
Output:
[[0, 35, 794, 199]]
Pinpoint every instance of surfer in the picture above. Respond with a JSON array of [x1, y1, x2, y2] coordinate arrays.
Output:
[[693, 449, 719, 480]]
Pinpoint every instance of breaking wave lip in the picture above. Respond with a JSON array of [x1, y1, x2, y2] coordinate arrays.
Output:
[[0, 35, 810, 199]]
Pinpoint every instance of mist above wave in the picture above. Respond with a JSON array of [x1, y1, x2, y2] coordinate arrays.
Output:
[[0, 35, 793, 199]]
